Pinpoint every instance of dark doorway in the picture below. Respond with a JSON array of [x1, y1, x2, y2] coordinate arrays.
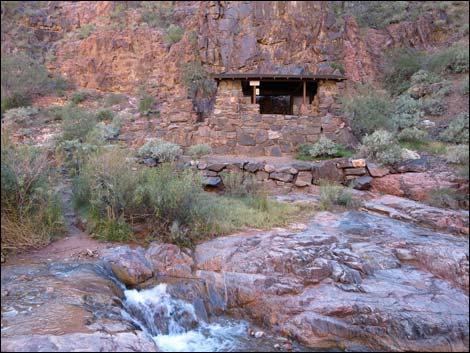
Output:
[[241, 80, 318, 115], [256, 96, 291, 114]]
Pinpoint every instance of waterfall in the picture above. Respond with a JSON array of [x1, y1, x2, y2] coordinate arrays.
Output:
[[121, 284, 251, 352]]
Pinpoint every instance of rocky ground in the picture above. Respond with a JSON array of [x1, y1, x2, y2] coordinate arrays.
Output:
[[65, 190, 469, 352]]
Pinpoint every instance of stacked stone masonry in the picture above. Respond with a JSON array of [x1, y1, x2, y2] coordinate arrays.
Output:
[[194, 79, 349, 156], [191, 157, 376, 190]]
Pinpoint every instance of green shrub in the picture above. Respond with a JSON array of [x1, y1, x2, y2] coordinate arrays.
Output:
[[359, 130, 403, 165], [180, 61, 216, 99], [461, 76, 469, 95], [391, 95, 424, 130], [3, 106, 39, 125], [1, 93, 30, 115], [330, 61, 345, 74], [397, 127, 428, 142], [1, 137, 64, 251], [138, 91, 155, 116], [410, 70, 441, 86], [426, 187, 462, 210], [58, 105, 97, 142], [97, 109, 114, 121], [445, 144, 469, 164], [1, 54, 50, 107], [439, 112, 469, 144], [422, 98, 447, 116], [71, 91, 88, 104], [318, 181, 362, 211], [165, 24, 184, 44], [307, 136, 339, 158], [219, 171, 260, 198], [137, 138, 182, 162], [341, 86, 393, 137], [105, 93, 127, 106], [426, 44, 469, 74], [187, 144, 212, 158], [384, 48, 423, 95], [55, 139, 101, 175], [73, 151, 299, 246], [78, 23, 95, 39], [86, 122, 121, 145], [139, 1, 174, 29]]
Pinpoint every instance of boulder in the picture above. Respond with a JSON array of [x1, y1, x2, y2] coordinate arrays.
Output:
[[295, 171, 313, 187], [207, 163, 227, 172], [203, 176, 222, 187], [312, 160, 344, 184], [344, 167, 367, 176], [351, 175, 373, 190], [101, 246, 153, 286], [291, 162, 313, 171], [392, 158, 428, 173], [367, 162, 389, 177], [371, 172, 458, 202], [245, 161, 264, 173], [401, 149, 421, 160], [269, 172, 294, 183], [145, 243, 194, 278], [264, 164, 275, 173]]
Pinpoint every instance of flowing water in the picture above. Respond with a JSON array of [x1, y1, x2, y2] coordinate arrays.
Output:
[[120, 283, 315, 352]]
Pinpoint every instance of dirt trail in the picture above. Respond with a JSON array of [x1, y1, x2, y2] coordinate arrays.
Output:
[[3, 176, 114, 266]]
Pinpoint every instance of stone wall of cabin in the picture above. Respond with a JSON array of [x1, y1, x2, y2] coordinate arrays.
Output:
[[191, 79, 352, 156]]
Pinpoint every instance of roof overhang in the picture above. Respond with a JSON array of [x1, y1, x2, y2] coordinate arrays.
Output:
[[213, 73, 347, 81]]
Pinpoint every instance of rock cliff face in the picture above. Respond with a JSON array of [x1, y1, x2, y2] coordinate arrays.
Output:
[[2, 1, 457, 107]]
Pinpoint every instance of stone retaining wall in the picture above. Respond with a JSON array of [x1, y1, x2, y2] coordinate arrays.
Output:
[[192, 157, 376, 190]]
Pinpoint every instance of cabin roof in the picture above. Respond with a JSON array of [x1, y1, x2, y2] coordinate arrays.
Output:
[[213, 73, 347, 81]]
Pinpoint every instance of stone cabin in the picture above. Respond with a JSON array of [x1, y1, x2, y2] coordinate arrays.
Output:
[[199, 73, 348, 156]]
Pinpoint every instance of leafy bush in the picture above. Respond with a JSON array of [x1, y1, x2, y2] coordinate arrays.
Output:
[[137, 138, 182, 162], [422, 98, 447, 116], [1, 93, 30, 115], [138, 91, 155, 116], [187, 144, 212, 158], [86, 122, 121, 144], [391, 95, 424, 131], [1, 137, 64, 251], [439, 111, 469, 144], [3, 106, 39, 125], [73, 151, 299, 246], [97, 109, 114, 121], [445, 144, 469, 164], [1, 54, 50, 109], [359, 130, 403, 165], [105, 93, 127, 106], [165, 24, 184, 44], [139, 1, 174, 29], [58, 105, 97, 142], [71, 91, 88, 104], [220, 171, 260, 198], [78, 23, 95, 39], [180, 61, 216, 99], [341, 86, 393, 137], [461, 76, 469, 95], [307, 136, 340, 158], [397, 127, 428, 143], [384, 48, 423, 95], [410, 70, 441, 86], [318, 181, 362, 211], [330, 61, 345, 74], [55, 139, 101, 175], [426, 187, 463, 210], [426, 44, 469, 74]]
